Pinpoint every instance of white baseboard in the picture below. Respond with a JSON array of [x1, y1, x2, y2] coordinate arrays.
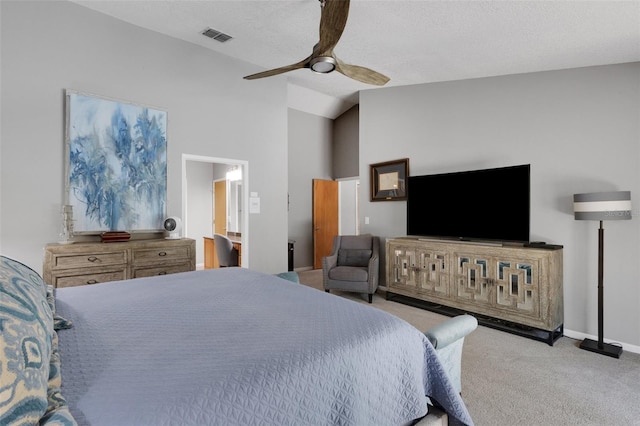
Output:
[[563, 328, 640, 355]]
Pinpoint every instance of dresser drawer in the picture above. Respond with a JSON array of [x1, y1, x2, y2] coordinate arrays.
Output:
[[54, 269, 127, 288], [132, 246, 191, 264], [51, 251, 126, 270], [132, 263, 193, 279]]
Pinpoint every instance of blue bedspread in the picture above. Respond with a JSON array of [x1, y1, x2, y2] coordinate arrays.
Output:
[[56, 268, 472, 426]]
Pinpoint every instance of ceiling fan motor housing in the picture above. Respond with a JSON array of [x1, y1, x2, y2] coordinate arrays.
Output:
[[310, 56, 336, 73]]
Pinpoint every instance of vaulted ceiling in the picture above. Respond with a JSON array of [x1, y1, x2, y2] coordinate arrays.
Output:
[[72, 0, 640, 116]]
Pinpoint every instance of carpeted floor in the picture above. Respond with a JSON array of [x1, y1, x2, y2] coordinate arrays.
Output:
[[297, 269, 640, 426]]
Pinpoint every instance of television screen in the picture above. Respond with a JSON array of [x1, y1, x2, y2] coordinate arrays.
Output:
[[406, 164, 530, 243]]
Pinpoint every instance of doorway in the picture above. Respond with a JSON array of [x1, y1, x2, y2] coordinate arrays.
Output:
[[182, 154, 249, 268], [311, 178, 360, 270], [313, 179, 339, 269]]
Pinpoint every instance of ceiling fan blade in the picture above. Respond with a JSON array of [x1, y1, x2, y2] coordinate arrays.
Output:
[[244, 56, 311, 80], [317, 0, 350, 54], [335, 60, 390, 86]]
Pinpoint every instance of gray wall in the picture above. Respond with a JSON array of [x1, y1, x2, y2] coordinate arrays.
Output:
[[359, 63, 640, 347], [288, 106, 360, 269], [1, 1, 289, 274], [333, 105, 360, 179], [287, 109, 333, 269]]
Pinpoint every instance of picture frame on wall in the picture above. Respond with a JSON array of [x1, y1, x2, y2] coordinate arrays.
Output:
[[370, 158, 409, 201], [64, 89, 168, 234]]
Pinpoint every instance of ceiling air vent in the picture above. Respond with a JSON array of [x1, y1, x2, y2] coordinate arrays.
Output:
[[202, 28, 233, 43]]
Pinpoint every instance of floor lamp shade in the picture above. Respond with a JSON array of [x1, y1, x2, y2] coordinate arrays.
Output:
[[573, 190, 631, 358], [573, 191, 632, 221]]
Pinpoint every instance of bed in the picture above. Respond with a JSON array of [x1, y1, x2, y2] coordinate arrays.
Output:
[[0, 255, 473, 426]]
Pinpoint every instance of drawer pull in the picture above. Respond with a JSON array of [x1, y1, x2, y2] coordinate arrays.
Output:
[[158, 252, 167, 257], [86, 279, 98, 284], [87, 256, 99, 262]]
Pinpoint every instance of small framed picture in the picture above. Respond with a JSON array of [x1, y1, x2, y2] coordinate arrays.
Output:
[[370, 158, 409, 201]]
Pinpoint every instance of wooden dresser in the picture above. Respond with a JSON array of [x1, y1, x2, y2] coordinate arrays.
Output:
[[43, 238, 196, 288]]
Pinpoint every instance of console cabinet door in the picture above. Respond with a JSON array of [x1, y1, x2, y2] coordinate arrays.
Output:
[[414, 247, 449, 297], [387, 244, 419, 292], [453, 252, 493, 306], [388, 243, 449, 297], [493, 256, 540, 319], [453, 251, 540, 320]]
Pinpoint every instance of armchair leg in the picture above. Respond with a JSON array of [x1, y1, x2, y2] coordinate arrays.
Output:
[[368, 294, 373, 303]]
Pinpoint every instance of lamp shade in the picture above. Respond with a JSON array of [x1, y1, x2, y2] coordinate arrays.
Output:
[[573, 191, 632, 221]]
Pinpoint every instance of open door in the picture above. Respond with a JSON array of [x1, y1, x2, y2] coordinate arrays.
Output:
[[214, 180, 227, 235], [313, 179, 339, 269]]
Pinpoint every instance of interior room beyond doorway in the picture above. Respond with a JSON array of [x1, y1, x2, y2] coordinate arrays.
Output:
[[182, 154, 248, 269]]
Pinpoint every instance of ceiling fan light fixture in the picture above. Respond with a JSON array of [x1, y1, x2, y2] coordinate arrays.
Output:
[[243, 1, 388, 85], [310, 56, 336, 74]]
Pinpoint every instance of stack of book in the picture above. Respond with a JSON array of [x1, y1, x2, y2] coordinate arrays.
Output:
[[100, 231, 131, 243]]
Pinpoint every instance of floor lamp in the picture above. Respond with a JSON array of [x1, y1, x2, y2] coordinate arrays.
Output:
[[573, 191, 631, 358]]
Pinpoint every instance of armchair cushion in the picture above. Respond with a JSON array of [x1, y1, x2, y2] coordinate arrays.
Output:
[[329, 265, 369, 282], [338, 249, 372, 267]]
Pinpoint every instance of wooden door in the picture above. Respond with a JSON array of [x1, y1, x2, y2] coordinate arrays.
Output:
[[214, 180, 227, 235], [313, 179, 339, 269]]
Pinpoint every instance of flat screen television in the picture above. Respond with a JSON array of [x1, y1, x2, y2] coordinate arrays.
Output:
[[406, 164, 530, 243]]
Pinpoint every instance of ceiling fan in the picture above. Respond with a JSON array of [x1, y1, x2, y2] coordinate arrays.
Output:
[[244, 0, 389, 86]]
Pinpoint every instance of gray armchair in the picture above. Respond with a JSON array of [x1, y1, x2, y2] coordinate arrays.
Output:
[[424, 314, 478, 394], [214, 233, 239, 267], [322, 234, 379, 303]]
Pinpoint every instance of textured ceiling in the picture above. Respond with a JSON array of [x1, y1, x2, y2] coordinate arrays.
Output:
[[71, 0, 640, 108]]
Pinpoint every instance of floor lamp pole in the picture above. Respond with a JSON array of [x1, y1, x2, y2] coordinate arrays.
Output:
[[579, 220, 622, 358], [598, 220, 604, 348]]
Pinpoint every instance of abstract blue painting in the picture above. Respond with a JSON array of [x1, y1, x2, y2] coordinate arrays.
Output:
[[65, 90, 167, 233]]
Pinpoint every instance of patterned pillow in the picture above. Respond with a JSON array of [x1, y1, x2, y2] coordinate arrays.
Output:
[[46, 286, 73, 331], [0, 256, 76, 425], [42, 332, 76, 425]]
